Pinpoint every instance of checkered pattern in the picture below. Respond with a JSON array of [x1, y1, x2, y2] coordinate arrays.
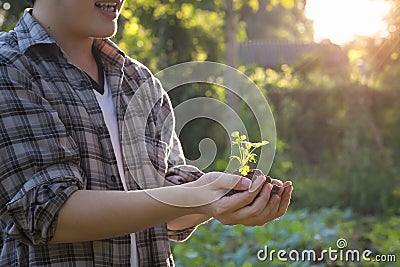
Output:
[[0, 10, 202, 267]]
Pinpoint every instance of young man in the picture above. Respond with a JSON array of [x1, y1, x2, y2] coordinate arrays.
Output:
[[0, 0, 293, 266]]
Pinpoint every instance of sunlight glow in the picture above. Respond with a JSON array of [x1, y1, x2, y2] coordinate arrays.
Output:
[[305, 0, 392, 45]]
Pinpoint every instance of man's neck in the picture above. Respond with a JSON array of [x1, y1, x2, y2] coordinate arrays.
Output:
[[62, 40, 99, 84], [31, 8, 99, 83], [57, 37, 99, 84]]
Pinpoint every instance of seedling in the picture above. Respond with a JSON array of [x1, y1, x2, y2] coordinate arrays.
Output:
[[227, 131, 280, 196], [229, 131, 269, 176]]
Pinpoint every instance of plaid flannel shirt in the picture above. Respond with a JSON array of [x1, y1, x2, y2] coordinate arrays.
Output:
[[0, 10, 202, 267]]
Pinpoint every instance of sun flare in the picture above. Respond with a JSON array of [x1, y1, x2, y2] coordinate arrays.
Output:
[[305, 0, 392, 45]]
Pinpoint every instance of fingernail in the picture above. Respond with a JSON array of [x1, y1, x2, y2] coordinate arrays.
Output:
[[241, 178, 252, 189], [249, 177, 265, 193]]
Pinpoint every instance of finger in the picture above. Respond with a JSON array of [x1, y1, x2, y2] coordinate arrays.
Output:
[[255, 185, 279, 226], [242, 186, 279, 226], [232, 177, 252, 191], [212, 172, 251, 191], [217, 194, 249, 217], [266, 194, 281, 219], [282, 181, 292, 187], [248, 176, 266, 193], [277, 184, 293, 216], [274, 180, 292, 197], [271, 178, 283, 186], [279, 181, 292, 196], [229, 183, 273, 223], [249, 182, 272, 208]]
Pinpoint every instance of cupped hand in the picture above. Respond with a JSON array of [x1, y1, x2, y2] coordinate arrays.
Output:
[[194, 174, 293, 226], [229, 179, 293, 226]]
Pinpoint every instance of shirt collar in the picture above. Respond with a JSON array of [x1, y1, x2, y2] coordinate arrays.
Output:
[[93, 38, 127, 80], [93, 38, 126, 67], [15, 9, 57, 54]]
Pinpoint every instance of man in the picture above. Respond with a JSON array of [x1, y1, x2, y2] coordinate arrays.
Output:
[[0, 0, 293, 266]]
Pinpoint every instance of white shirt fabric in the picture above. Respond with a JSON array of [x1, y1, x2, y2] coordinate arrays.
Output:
[[94, 76, 139, 267]]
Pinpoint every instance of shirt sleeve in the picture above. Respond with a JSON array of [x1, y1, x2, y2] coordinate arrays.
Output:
[[152, 80, 207, 242], [164, 138, 204, 242], [0, 65, 84, 245]]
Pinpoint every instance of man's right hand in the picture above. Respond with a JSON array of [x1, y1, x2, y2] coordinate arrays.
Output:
[[188, 172, 292, 227]]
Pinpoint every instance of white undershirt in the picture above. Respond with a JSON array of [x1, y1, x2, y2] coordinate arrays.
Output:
[[94, 76, 139, 267]]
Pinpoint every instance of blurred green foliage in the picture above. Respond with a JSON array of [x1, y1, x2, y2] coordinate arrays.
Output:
[[0, 1, 30, 31], [172, 208, 399, 266], [266, 84, 400, 215], [117, 0, 310, 70]]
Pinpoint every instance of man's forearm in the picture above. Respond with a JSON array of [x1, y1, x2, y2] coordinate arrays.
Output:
[[50, 186, 196, 244], [167, 214, 212, 231]]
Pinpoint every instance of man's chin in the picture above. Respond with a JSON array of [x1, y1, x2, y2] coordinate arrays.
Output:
[[91, 28, 118, 39]]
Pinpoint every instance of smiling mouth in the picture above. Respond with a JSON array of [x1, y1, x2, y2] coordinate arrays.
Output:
[[95, 2, 118, 13]]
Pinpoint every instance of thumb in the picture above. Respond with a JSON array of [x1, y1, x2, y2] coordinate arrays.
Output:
[[211, 172, 251, 191], [230, 176, 252, 191]]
